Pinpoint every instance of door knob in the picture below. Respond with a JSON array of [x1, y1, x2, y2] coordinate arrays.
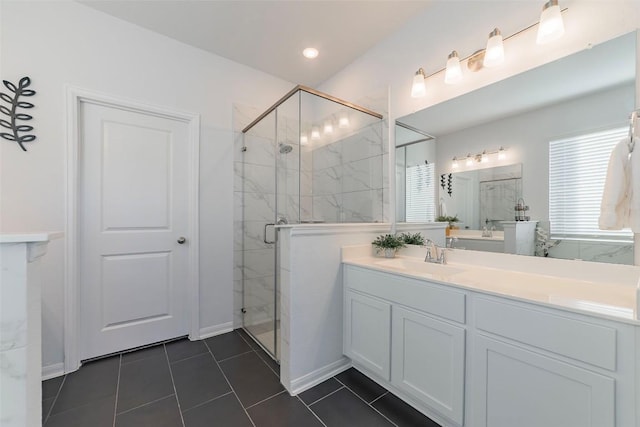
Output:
[[177, 237, 186, 244]]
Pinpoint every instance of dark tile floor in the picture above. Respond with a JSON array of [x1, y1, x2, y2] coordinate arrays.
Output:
[[42, 329, 441, 427]]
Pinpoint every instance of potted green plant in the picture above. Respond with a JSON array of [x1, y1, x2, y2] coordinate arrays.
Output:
[[371, 234, 406, 258], [399, 232, 425, 246], [435, 215, 460, 236]]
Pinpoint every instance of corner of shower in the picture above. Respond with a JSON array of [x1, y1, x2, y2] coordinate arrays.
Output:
[[238, 85, 384, 363]]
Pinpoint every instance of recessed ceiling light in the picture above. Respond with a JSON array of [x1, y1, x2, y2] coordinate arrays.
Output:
[[302, 47, 319, 59]]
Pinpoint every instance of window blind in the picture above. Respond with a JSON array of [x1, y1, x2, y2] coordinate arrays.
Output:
[[549, 126, 632, 240], [406, 163, 435, 222]]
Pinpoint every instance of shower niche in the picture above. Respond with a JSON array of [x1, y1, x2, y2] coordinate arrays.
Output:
[[236, 86, 385, 360]]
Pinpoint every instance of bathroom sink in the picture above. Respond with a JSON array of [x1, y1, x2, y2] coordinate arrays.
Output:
[[374, 258, 466, 277]]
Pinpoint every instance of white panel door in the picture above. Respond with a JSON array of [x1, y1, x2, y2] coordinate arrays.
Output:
[[79, 101, 190, 360]]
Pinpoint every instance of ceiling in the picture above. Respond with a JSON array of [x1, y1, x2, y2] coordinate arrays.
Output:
[[80, 0, 431, 87], [399, 31, 637, 136]]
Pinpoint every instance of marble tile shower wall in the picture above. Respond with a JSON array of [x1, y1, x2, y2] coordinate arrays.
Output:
[[479, 178, 521, 228], [311, 124, 385, 222]]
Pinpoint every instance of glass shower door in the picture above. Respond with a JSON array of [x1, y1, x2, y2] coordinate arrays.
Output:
[[242, 110, 278, 358]]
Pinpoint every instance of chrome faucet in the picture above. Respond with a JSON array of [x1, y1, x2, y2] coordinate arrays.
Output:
[[424, 239, 446, 264]]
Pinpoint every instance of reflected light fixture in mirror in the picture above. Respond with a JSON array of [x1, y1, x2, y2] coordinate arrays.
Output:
[[483, 28, 505, 67], [452, 157, 459, 169], [537, 0, 565, 44], [339, 112, 350, 128], [311, 126, 320, 140], [411, 68, 426, 98], [300, 132, 308, 146], [498, 147, 506, 160], [445, 50, 463, 84], [465, 154, 473, 166], [324, 120, 333, 134]]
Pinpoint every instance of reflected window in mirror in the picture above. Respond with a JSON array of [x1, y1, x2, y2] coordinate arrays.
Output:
[[549, 126, 633, 241], [395, 122, 436, 222]]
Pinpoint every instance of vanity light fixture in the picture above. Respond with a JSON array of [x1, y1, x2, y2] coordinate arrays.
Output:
[[481, 150, 489, 163], [444, 51, 463, 84], [483, 28, 504, 68], [302, 47, 319, 59], [411, 68, 426, 98], [311, 126, 320, 141], [454, 147, 508, 168], [452, 157, 459, 169], [409, 1, 566, 98], [324, 120, 333, 134], [537, 0, 565, 44], [300, 132, 309, 146], [498, 146, 506, 160], [465, 154, 473, 166], [339, 112, 350, 129]]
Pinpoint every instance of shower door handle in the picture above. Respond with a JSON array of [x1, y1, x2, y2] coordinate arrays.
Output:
[[264, 223, 276, 244]]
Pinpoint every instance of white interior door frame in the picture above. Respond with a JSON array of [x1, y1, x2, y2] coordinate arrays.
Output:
[[64, 86, 200, 373]]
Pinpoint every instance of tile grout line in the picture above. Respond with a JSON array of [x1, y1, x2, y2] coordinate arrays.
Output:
[[115, 394, 177, 416], [163, 343, 186, 427], [215, 349, 256, 364], [112, 354, 122, 427], [166, 350, 210, 366], [369, 390, 389, 405], [203, 339, 257, 427], [236, 328, 280, 378], [180, 391, 235, 414], [43, 374, 67, 425], [305, 385, 345, 407], [296, 394, 328, 427], [333, 377, 400, 427], [243, 389, 287, 410]]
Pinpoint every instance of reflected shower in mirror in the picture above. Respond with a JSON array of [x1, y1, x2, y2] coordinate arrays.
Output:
[[447, 164, 522, 230], [395, 122, 436, 222], [396, 31, 636, 264]]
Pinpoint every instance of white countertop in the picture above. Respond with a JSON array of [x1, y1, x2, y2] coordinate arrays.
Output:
[[0, 232, 63, 243], [342, 245, 640, 323]]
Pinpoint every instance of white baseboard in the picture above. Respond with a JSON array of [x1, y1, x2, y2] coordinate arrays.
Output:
[[289, 357, 352, 396], [198, 322, 234, 340], [42, 363, 65, 380]]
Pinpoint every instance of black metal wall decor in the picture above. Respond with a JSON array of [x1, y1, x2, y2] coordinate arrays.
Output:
[[447, 173, 453, 196], [440, 174, 446, 190], [1, 77, 36, 151]]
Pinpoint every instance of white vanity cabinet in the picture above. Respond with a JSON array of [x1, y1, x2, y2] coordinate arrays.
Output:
[[342, 261, 640, 427], [343, 265, 466, 425], [344, 290, 391, 380]]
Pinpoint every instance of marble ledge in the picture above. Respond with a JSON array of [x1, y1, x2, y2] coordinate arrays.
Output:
[[0, 232, 63, 244]]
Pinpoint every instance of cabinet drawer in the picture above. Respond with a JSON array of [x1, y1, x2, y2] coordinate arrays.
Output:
[[475, 297, 617, 371], [344, 266, 465, 324]]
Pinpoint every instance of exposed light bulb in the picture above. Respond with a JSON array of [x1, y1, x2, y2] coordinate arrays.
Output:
[[537, 0, 565, 44], [339, 112, 350, 129], [300, 133, 308, 146], [498, 147, 506, 160], [311, 126, 320, 140], [445, 51, 462, 84], [452, 157, 459, 169], [481, 151, 489, 163], [465, 155, 473, 166], [324, 120, 333, 134], [483, 28, 504, 68], [411, 68, 426, 98]]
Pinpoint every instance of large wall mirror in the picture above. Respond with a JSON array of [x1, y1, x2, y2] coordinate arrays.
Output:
[[396, 31, 637, 264]]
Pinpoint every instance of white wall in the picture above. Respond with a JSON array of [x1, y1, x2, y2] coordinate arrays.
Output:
[[0, 1, 293, 371]]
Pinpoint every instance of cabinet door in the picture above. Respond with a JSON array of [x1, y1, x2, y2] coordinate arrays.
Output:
[[391, 306, 465, 425], [472, 335, 615, 427], [344, 290, 391, 380]]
